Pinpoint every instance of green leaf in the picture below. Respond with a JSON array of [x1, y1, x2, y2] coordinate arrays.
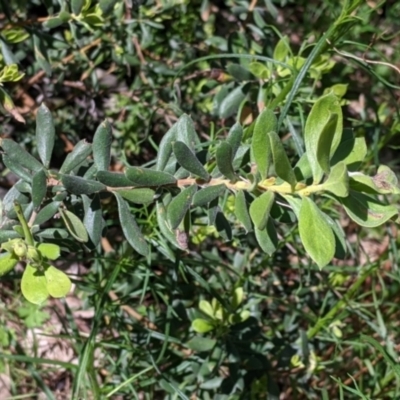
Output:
[[273, 36, 290, 61], [117, 188, 155, 204], [36, 229, 69, 239], [156, 121, 179, 171], [36, 103, 55, 168], [226, 123, 243, 157], [59, 208, 88, 243], [234, 190, 252, 232], [254, 219, 278, 256], [114, 193, 148, 256], [125, 167, 176, 187], [59, 140, 92, 174], [331, 130, 367, 171], [304, 92, 343, 184], [199, 300, 215, 318], [186, 336, 216, 352], [83, 194, 103, 246], [339, 191, 398, 228], [216, 142, 236, 181], [0, 252, 18, 276], [43, 17, 64, 28], [215, 211, 232, 241], [34, 201, 60, 225], [21, 264, 49, 305], [176, 114, 199, 150], [249, 191, 275, 230], [71, 0, 84, 14], [227, 63, 252, 81], [219, 85, 246, 118], [33, 34, 51, 76], [156, 201, 183, 250], [322, 162, 349, 197], [269, 131, 296, 188], [93, 120, 112, 171], [44, 264, 71, 298], [32, 169, 47, 208], [298, 196, 335, 269], [2, 155, 32, 182], [349, 167, 400, 195], [316, 112, 339, 173], [99, 0, 118, 14], [0, 230, 21, 243], [192, 318, 215, 333], [38, 243, 60, 260], [252, 108, 277, 179], [167, 185, 197, 229], [61, 175, 106, 195], [192, 184, 226, 207], [173, 141, 210, 181], [294, 153, 312, 181], [0, 139, 43, 172], [96, 171, 133, 187]]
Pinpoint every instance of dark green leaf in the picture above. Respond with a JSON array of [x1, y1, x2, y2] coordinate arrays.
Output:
[[83, 194, 103, 247], [36, 103, 55, 168], [156, 121, 179, 171], [93, 120, 112, 171], [227, 64, 252, 81], [249, 191, 275, 230], [15, 180, 31, 193], [32, 169, 47, 208], [59, 140, 92, 174], [252, 108, 277, 179], [96, 171, 133, 187], [61, 175, 106, 195], [0, 138, 43, 172], [226, 123, 243, 157], [167, 185, 197, 229], [173, 141, 210, 181], [114, 193, 148, 256], [339, 191, 398, 228], [269, 131, 296, 188], [99, 0, 118, 14], [186, 336, 216, 352], [33, 34, 51, 76], [235, 190, 252, 232], [192, 184, 226, 207], [2, 155, 32, 182], [34, 201, 60, 225], [215, 211, 232, 241], [43, 17, 64, 29], [216, 142, 236, 181], [299, 196, 335, 269], [59, 208, 88, 243], [125, 167, 176, 187], [117, 188, 155, 204], [0, 230, 21, 243], [71, 0, 84, 14]]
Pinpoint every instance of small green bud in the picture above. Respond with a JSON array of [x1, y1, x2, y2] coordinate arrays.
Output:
[[27, 246, 41, 263], [13, 240, 27, 258]]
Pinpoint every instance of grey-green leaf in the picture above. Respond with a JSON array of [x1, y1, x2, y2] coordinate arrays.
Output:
[[36, 103, 55, 168], [96, 171, 133, 187], [173, 141, 209, 180], [32, 169, 47, 208], [99, 0, 118, 14], [71, 0, 84, 14], [93, 120, 112, 171], [114, 192, 148, 256], [167, 185, 197, 230], [156, 201, 183, 250], [298, 196, 335, 269], [0, 139, 43, 172], [59, 208, 89, 243], [234, 190, 252, 232], [61, 175, 106, 195], [2, 155, 33, 182], [226, 123, 243, 157], [249, 191, 275, 230], [322, 161, 349, 197], [216, 142, 236, 181], [269, 131, 296, 188], [192, 184, 226, 207], [219, 85, 246, 118], [117, 188, 155, 204], [125, 167, 176, 187], [34, 201, 60, 226], [83, 194, 103, 246], [59, 140, 92, 174], [252, 108, 277, 180]]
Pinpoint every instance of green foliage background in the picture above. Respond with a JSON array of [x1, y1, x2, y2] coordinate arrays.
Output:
[[1, 0, 400, 399]]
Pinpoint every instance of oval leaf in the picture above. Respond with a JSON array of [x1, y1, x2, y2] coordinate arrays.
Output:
[[21, 264, 49, 305], [36, 103, 55, 168], [38, 243, 61, 260], [44, 264, 71, 298], [226, 123, 243, 157], [0, 252, 18, 276], [167, 185, 197, 230], [192, 318, 215, 333], [34, 201, 60, 225], [125, 167, 176, 187], [96, 171, 134, 187], [83, 194, 103, 246], [322, 161, 349, 197], [252, 108, 276, 180], [299, 196, 335, 269], [192, 184, 226, 207], [117, 188, 155, 204], [0, 139, 43, 172], [234, 190, 252, 232], [32, 169, 47, 208], [249, 191, 275, 230], [59, 208, 88, 243], [93, 120, 112, 171], [173, 141, 210, 181], [2, 155, 33, 182], [219, 85, 246, 118], [216, 142, 236, 181], [254, 219, 278, 256], [59, 140, 92, 174], [114, 193, 148, 256], [61, 174, 106, 195]]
